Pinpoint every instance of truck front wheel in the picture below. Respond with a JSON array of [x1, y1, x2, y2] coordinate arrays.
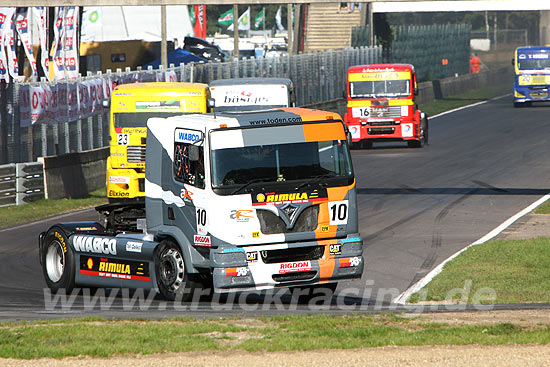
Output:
[[155, 239, 202, 301], [41, 227, 75, 294]]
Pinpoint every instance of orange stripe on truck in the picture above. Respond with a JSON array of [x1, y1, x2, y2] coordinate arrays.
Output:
[[303, 122, 346, 142]]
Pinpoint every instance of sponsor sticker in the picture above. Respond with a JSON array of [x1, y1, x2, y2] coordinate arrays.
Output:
[[126, 241, 142, 253], [54, 231, 68, 253], [321, 225, 330, 232], [174, 128, 203, 144], [225, 267, 249, 277], [72, 235, 117, 255], [401, 123, 413, 138], [279, 261, 312, 274], [79, 255, 150, 281], [230, 209, 254, 222], [246, 251, 258, 262], [75, 227, 98, 231], [329, 244, 342, 255], [194, 235, 211, 247], [253, 188, 327, 206], [252, 232, 260, 238], [108, 176, 130, 184]]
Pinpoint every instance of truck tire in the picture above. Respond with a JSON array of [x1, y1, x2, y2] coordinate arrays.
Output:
[[41, 227, 76, 294], [408, 117, 428, 148], [155, 239, 202, 301]]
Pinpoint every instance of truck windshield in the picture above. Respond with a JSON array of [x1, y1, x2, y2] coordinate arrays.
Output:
[[350, 79, 410, 98], [211, 140, 353, 193], [517, 51, 550, 70], [114, 112, 184, 128]]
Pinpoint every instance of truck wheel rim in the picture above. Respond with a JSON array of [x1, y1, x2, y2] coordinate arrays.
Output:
[[45, 240, 65, 283], [160, 249, 184, 292]]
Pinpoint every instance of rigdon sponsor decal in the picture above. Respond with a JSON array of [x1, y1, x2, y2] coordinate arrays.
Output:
[[80, 256, 150, 281], [279, 261, 312, 274], [253, 188, 327, 206]]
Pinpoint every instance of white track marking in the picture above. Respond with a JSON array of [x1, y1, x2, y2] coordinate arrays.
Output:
[[429, 93, 511, 120], [393, 192, 550, 304]]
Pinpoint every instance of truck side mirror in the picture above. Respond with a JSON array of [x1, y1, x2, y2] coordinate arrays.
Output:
[[511, 58, 515, 66], [188, 145, 200, 161], [207, 98, 215, 111], [414, 87, 418, 96], [346, 131, 352, 146]]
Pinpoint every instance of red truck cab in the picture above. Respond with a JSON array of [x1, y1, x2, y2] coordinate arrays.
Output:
[[344, 63, 428, 148]]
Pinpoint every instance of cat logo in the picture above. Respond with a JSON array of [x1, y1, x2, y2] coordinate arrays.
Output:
[[321, 225, 329, 232], [252, 232, 260, 238], [246, 251, 258, 262]]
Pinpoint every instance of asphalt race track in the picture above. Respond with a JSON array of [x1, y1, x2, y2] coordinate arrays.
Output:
[[3, 95, 550, 319]]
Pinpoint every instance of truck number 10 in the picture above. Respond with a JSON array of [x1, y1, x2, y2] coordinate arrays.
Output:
[[329, 200, 349, 225]]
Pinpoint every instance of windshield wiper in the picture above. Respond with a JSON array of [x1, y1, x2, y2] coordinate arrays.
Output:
[[294, 174, 336, 191], [230, 177, 274, 195]]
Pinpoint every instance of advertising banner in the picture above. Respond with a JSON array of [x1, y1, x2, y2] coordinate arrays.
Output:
[[15, 8, 37, 81], [0, 8, 14, 82], [33, 7, 50, 80]]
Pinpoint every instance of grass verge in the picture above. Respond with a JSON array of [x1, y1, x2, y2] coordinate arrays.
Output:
[[1, 314, 549, 359], [534, 200, 550, 214], [0, 187, 107, 230], [418, 74, 512, 117], [409, 237, 550, 304]]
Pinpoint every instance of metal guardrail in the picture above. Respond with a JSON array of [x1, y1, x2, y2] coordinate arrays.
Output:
[[0, 162, 44, 207], [0, 163, 16, 207]]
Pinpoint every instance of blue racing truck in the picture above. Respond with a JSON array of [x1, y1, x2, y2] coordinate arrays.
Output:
[[513, 46, 550, 107]]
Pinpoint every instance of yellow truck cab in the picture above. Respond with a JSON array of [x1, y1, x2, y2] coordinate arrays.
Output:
[[107, 82, 211, 204]]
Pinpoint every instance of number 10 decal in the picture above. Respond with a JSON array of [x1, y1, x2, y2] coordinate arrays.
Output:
[[329, 200, 349, 225], [196, 207, 207, 235]]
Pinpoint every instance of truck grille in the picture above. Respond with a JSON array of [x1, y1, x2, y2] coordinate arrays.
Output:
[[368, 127, 395, 135], [260, 245, 324, 264], [366, 106, 401, 118], [256, 206, 318, 234], [272, 271, 317, 282], [127, 146, 146, 163]]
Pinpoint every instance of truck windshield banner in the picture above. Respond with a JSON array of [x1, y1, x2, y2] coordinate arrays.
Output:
[[349, 71, 411, 82], [212, 85, 288, 107]]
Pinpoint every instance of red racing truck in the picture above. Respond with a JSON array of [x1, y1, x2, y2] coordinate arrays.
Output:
[[344, 64, 428, 149]]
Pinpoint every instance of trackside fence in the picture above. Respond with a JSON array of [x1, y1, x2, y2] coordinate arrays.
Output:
[[0, 46, 382, 164]]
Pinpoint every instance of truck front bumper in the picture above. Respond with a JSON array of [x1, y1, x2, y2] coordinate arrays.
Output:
[[210, 236, 363, 293]]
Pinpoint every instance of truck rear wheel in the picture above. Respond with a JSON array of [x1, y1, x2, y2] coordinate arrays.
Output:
[[41, 228, 75, 294], [155, 239, 202, 301]]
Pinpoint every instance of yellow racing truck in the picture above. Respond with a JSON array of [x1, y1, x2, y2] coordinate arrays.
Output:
[[99, 82, 213, 231]]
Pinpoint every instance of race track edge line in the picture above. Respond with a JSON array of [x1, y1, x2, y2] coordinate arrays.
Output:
[[429, 93, 511, 120], [393, 192, 550, 305]]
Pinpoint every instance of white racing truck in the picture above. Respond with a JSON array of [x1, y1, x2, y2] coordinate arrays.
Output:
[[39, 108, 363, 300], [210, 77, 295, 112]]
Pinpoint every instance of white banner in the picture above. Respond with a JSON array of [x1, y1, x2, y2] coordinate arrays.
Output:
[[0, 8, 14, 81], [52, 7, 79, 80], [33, 7, 50, 81], [165, 70, 178, 82], [20, 85, 50, 127], [64, 7, 79, 79], [15, 8, 37, 81]]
